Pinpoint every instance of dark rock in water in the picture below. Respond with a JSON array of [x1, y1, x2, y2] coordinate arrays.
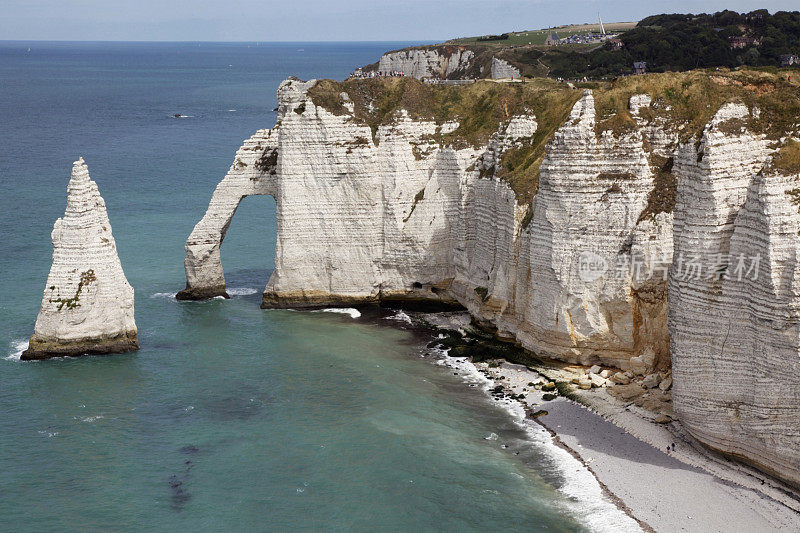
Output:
[[176, 285, 230, 300], [531, 409, 549, 418], [542, 393, 557, 401], [179, 445, 199, 455], [492, 385, 504, 393]]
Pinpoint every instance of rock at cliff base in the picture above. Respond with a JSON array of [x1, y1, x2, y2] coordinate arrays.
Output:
[[22, 158, 138, 360], [589, 374, 608, 388], [654, 414, 672, 424], [643, 373, 662, 389], [610, 372, 631, 385], [609, 383, 645, 402]]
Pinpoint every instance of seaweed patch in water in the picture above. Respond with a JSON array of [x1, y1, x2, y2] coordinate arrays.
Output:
[[168, 463, 194, 511]]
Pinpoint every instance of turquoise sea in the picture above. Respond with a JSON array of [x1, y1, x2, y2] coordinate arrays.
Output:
[[0, 42, 623, 531]]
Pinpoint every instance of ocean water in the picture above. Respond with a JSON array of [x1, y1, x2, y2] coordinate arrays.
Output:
[[0, 42, 628, 531]]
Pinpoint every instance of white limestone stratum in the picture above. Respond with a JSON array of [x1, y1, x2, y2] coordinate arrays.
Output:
[[376, 48, 475, 79], [182, 78, 800, 487], [23, 158, 138, 360], [669, 103, 800, 487], [375, 47, 520, 80]]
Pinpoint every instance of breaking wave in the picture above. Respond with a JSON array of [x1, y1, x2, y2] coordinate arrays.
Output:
[[384, 310, 412, 324], [5, 339, 28, 361], [434, 348, 642, 533], [150, 292, 177, 299], [311, 308, 361, 319]]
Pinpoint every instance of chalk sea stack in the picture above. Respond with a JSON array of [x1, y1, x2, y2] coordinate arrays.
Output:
[[22, 158, 138, 360]]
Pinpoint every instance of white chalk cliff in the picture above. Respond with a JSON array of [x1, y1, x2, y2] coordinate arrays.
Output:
[[490, 57, 521, 79], [182, 77, 800, 487], [374, 47, 522, 80], [184, 81, 672, 367], [23, 158, 138, 360], [376, 47, 475, 78], [177, 130, 278, 300], [669, 104, 800, 487]]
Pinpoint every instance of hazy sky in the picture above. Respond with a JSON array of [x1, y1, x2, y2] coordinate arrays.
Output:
[[1, 1, 797, 41]]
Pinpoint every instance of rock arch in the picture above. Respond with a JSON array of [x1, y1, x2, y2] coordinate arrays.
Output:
[[176, 128, 279, 300]]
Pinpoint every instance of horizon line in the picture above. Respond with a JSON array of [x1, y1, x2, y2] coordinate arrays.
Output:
[[0, 39, 441, 44]]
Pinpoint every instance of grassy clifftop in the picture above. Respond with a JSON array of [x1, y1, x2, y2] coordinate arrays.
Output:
[[373, 10, 800, 80], [446, 22, 637, 48], [307, 70, 800, 204], [308, 77, 580, 203], [589, 69, 800, 140]]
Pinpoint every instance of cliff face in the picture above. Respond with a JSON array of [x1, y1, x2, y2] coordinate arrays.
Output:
[[182, 73, 800, 486], [184, 79, 673, 370], [481, 91, 673, 370], [490, 58, 521, 79], [374, 46, 520, 80], [377, 47, 474, 78], [669, 104, 800, 486], [23, 158, 138, 360]]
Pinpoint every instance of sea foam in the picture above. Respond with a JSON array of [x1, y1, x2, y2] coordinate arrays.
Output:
[[384, 310, 412, 324], [227, 287, 259, 296], [5, 339, 28, 361], [150, 292, 177, 299], [435, 349, 642, 533], [311, 308, 361, 319]]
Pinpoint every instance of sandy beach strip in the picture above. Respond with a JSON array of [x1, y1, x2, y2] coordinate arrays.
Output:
[[472, 359, 800, 532]]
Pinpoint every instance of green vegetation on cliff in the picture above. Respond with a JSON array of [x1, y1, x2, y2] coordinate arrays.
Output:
[[447, 22, 637, 48], [547, 10, 800, 79], [587, 68, 800, 140], [308, 69, 800, 206], [308, 77, 581, 202], [388, 11, 800, 81], [775, 141, 800, 175]]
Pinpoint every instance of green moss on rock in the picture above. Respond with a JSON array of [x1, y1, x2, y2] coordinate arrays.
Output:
[[638, 155, 677, 223], [774, 141, 800, 175]]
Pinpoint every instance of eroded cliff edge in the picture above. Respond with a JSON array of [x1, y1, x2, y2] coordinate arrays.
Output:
[[181, 71, 800, 487]]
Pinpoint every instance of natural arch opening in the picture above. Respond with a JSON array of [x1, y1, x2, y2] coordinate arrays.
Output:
[[177, 128, 280, 301], [219, 194, 277, 298]]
